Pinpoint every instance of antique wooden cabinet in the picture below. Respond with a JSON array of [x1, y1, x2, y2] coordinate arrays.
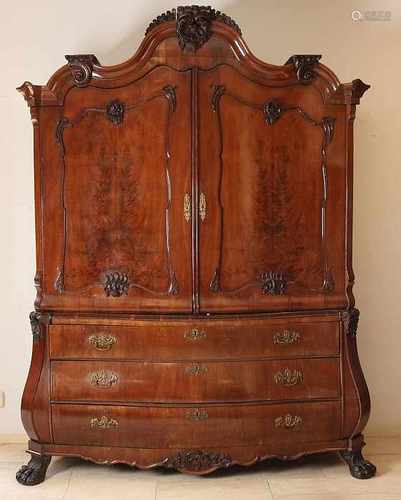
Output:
[[16, 5, 376, 485]]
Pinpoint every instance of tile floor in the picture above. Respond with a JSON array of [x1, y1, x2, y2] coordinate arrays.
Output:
[[1, 437, 401, 500]]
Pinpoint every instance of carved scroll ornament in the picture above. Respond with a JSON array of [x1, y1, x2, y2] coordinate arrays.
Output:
[[285, 55, 322, 84], [65, 54, 99, 87]]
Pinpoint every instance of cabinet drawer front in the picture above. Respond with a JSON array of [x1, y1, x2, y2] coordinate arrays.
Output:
[[49, 317, 339, 360], [51, 401, 341, 448], [51, 358, 340, 403]]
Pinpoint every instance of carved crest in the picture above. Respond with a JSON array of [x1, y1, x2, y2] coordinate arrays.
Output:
[[146, 6, 241, 52], [65, 54, 99, 87], [104, 271, 130, 297], [286, 55, 321, 84], [106, 100, 125, 125], [176, 5, 214, 51]]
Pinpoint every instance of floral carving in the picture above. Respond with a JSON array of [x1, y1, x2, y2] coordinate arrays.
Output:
[[167, 450, 232, 472], [104, 271, 130, 297], [258, 271, 287, 295], [106, 100, 124, 125], [264, 101, 282, 125]]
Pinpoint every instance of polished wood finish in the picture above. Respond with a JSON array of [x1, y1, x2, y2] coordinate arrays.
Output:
[[51, 401, 341, 448], [51, 358, 340, 403], [17, 5, 374, 484], [49, 316, 340, 360]]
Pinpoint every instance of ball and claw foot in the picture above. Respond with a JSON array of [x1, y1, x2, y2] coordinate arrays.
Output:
[[340, 450, 376, 479], [16, 453, 51, 486]]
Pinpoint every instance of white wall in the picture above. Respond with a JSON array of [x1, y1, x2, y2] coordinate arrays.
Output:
[[1, 0, 400, 436]]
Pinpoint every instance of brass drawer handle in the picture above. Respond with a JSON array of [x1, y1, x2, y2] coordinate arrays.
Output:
[[274, 368, 303, 386], [199, 192, 207, 221], [273, 330, 301, 345], [90, 416, 119, 429], [184, 193, 191, 222], [274, 414, 302, 430], [184, 328, 206, 341], [89, 370, 118, 388], [88, 334, 117, 351], [185, 364, 208, 376], [185, 409, 208, 421]]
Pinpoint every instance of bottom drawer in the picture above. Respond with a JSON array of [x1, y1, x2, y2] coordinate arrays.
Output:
[[51, 401, 341, 448]]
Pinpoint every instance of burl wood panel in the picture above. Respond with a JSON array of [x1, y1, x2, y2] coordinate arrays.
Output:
[[39, 66, 192, 312], [51, 358, 340, 403], [49, 316, 340, 360], [198, 65, 346, 312], [51, 401, 341, 448]]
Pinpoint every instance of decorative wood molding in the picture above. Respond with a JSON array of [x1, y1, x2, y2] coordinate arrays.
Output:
[[210, 89, 336, 296], [146, 6, 241, 50], [65, 54, 99, 87], [54, 85, 180, 298], [329, 79, 371, 105], [166, 450, 232, 472], [163, 85, 177, 112], [285, 55, 321, 84]]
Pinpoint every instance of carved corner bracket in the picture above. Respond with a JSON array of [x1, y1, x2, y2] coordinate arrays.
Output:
[[146, 6, 241, 52], [65, 54, 100, 87], [342, 308, 360, 336], [285, 55, 322, 84], [16, 81, 39, 108], [29, 311, 51, 341]]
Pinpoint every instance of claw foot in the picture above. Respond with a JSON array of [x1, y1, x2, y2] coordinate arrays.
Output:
[[16, 453, 51, 486], [340, 450, 376, 479]]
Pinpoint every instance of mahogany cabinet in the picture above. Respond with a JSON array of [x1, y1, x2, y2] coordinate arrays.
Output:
[[16, 5, 376, 485]]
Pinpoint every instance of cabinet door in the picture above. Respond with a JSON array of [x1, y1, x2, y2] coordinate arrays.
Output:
[[41, 68, 192, 312], [198, 66, 346, 312]]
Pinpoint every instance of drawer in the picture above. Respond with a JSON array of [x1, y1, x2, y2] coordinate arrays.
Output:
[[51, 358, 340, 403], [49, 316, 339, 360], [51, 401, 341, 448]]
